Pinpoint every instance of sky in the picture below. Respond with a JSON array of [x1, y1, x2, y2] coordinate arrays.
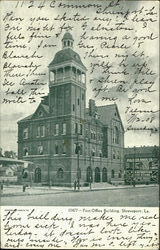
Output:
[[0, 0, 159, 153]]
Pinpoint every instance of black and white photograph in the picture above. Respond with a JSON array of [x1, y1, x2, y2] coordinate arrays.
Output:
[[0, 0, 159, 249]]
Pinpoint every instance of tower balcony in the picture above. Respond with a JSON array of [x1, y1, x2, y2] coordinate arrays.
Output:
[[49, 66, 86, 87]]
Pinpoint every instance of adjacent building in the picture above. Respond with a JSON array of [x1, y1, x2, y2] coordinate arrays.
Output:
[[124, 146, 159, 184], [18, 32, 124, 186]]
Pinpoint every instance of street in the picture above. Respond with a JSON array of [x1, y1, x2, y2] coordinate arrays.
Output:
[[1, 186, 159, 207]]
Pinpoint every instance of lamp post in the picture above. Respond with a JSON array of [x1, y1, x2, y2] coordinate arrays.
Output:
[[76, 134, 81, 190], [133, 146, 136, 187], [89, 155, 92, 190]]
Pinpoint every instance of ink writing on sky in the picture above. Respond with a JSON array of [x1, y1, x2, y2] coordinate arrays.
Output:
[[1, 0, 159, 136]]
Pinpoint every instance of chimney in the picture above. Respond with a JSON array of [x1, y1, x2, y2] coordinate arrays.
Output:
[[89, 99, 96, 117]]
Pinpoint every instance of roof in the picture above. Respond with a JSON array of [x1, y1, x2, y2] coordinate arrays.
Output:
[[62, 32, 74, 41], [18, 114, 33, 123], [18, 103, 49, 123], [124, 146, 159, 159], [41, 104, 49, 113], [0, 157, 29, 164], [96, 104, 124, 130], [49, 48, 86, 70]]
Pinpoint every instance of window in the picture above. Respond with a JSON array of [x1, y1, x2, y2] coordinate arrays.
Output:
[[80, 124, 83, 135], [73, 104, 75, 111], [62, 141, 66, 154], [54, 124, 59, 135], [99, 150, 102, 157], [117, 151, 120, 159], [23, 128, 28, 139], [24, 147, 28, 156], [37, 126, 40, 137], [118, 170, 122, 178], [75, 123, 78, 134], [41, 125, 45, 137], [92, 149, 95, 157], [113, 150, 116, 159], [80, 144, 83, 155], [62, 123, 66, 135], [38, 145, 43, 155], [39, 111, 43, 117], [77, 98, 80, 105], [149, 161, 152, 169], [57, 168, 64, 179], [113, 126, 119, 144], [55, 143, 59, 155], [111, 170, 115, 178]]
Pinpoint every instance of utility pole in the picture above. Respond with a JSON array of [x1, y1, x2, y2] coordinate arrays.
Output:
[[76, 133, 80, 190], [133, 146, 136, 187], [48, 122, 51, 187]]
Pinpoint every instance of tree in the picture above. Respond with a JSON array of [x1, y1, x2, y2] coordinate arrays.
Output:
[[4, 150, 17, 159]]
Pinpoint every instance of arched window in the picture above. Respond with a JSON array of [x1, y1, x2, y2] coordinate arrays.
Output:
[[95, 167, 100, 182], [102, 168, 107, 182], [35, 168, 41, 183], [111, 170, 115, 178], [57, 168, 64, 179], [86, 166, 92, 183], [113, 126, 119, 144]]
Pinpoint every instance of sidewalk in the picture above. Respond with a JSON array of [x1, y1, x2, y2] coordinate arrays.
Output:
[[0, 183, 158, 197]]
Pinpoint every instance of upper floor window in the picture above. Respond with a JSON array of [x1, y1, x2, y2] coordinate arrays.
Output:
[[55, 143, 59, 155], [41, 125, 45, 137], [54, 124, 59, 135], [37, 126, 45, 137], [111, 170, 115, 178], [38, 145, 43, 155], [149, 161, 152, 169], [24, 147, 28, 156], [73, 104, 75, 111], [80, 124, 83, 135], [62, 123, 66, 135], [113, 126, 119, 144], [77, 98, 80, 105], [80, 144, 83, 155], [62, 141, 66, 154], [75, 123, 78, 134], [23, 128, 28, 139], [38, 111, 43, 117], [37, 126, 40, 137]]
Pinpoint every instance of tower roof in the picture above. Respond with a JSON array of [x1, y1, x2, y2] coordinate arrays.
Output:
[[49, 48, 86, 70], [62, 32, 74, 41]]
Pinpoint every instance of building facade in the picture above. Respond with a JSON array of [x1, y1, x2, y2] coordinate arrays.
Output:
[[18, 32, 124, 187], [124, 146, 159, 184]]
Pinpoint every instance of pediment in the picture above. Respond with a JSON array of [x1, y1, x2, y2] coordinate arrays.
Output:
[[32, 103, 49, 119]]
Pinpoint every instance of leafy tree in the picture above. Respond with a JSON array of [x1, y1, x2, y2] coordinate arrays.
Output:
[[4, 150, 17, 159]]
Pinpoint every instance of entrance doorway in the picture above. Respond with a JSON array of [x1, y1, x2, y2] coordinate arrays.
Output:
[[102, 167, 107, 182], [35, 168, 41, 183], [95, 167, 100, 182]]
